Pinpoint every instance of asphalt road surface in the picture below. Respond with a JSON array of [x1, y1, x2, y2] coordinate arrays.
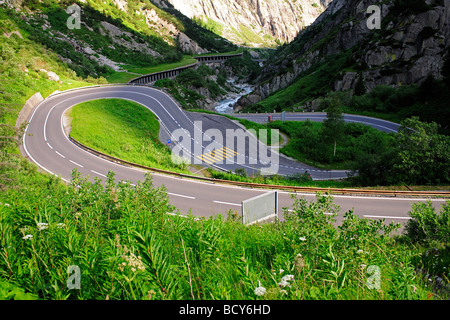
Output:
[[22, 85, 447, 224], [231, 112, 401, 133]]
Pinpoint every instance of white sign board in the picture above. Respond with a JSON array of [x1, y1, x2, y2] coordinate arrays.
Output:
[[242, 191, 278, 225]]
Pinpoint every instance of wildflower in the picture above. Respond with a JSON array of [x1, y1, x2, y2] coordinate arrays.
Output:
[[37, 223, 48, 231], [254, 281, 266, 297], [57, 223, 66, 229], [295, 254, 306, 272], [121, 252, 145, 272], [19, 226, 30, 233], [299, 237, 306, 241], [357, 249, 363, 254], [279, 268, 284, 274], [22, 234, 33, 240], [278, 274, 294, 288], [148, 289, 156, 300]]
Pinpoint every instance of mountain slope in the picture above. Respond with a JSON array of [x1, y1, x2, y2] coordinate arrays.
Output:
[[236, 0, 450, 116], [2, 0, 236, 80], [159, 0, 331, 48]]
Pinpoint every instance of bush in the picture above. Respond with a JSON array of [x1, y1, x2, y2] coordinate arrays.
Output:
[[405, 200, 450, 245]]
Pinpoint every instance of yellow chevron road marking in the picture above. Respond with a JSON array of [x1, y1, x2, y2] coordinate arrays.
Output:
[[196, 147, 239, 164]]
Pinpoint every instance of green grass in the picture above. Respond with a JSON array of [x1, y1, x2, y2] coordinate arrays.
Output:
[[69, 99, 189, 174], [192, 48, 244, 57], [124, 56, 197, 75], [106, 71, 141, 84], [1, 174, 449, 300]]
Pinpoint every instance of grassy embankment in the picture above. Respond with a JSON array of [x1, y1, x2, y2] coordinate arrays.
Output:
[[1, 174, 449, 300], [69, 99, 190, 174]]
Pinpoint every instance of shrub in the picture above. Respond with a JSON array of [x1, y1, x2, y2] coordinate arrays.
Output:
[[405, 200, 450, 245]]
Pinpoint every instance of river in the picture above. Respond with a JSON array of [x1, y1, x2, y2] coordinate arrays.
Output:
[[214, 80, 253, 114]]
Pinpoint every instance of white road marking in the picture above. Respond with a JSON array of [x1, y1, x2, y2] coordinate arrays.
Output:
[[287, 209, 334, 215], [364, 215, 411, 220], [69, 160, 83, 168], [91, 170, 107, 178], [213, 200, 242, 207], [168, 192, 196, 200], [55, 151, 65, 158], [47, 142, 53, 149]]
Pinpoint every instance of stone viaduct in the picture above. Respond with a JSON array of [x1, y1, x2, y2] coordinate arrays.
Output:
[[128, 53, 243, 85]]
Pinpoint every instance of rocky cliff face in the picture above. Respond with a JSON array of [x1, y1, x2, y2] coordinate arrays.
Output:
[[236, 0, 450, 109], [160, 0, 331, 47]]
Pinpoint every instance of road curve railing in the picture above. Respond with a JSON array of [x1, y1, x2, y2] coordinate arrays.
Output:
[[68, 136, 449, 199], [26, 84, 449, 199]]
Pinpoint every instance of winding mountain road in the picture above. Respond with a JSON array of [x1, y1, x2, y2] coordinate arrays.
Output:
[[22, 85, 447, 223]]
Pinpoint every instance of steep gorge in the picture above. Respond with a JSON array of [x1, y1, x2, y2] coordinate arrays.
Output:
[[235, 0, 450, 112], [157, 0, 331, 47]]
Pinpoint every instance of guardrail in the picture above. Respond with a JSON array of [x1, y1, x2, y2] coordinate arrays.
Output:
[[68, 136, 450, 198]]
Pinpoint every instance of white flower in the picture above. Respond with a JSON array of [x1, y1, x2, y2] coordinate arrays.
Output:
[[22, 234, 33, 240], [283, 274, 294, 282], [37, 223, 48, 231], [57, 223, 66, 229], [122, 253, 145, 272], [357, 249, 363, 254], [299, 237, 306, 241], [279, 268, 284, 274], [254, 281, 266, 296], [278, 274, 294, 288]]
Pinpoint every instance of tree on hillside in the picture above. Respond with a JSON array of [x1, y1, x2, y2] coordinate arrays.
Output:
[[395, 117, 450, 185], [321, 96, 345, 158]]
